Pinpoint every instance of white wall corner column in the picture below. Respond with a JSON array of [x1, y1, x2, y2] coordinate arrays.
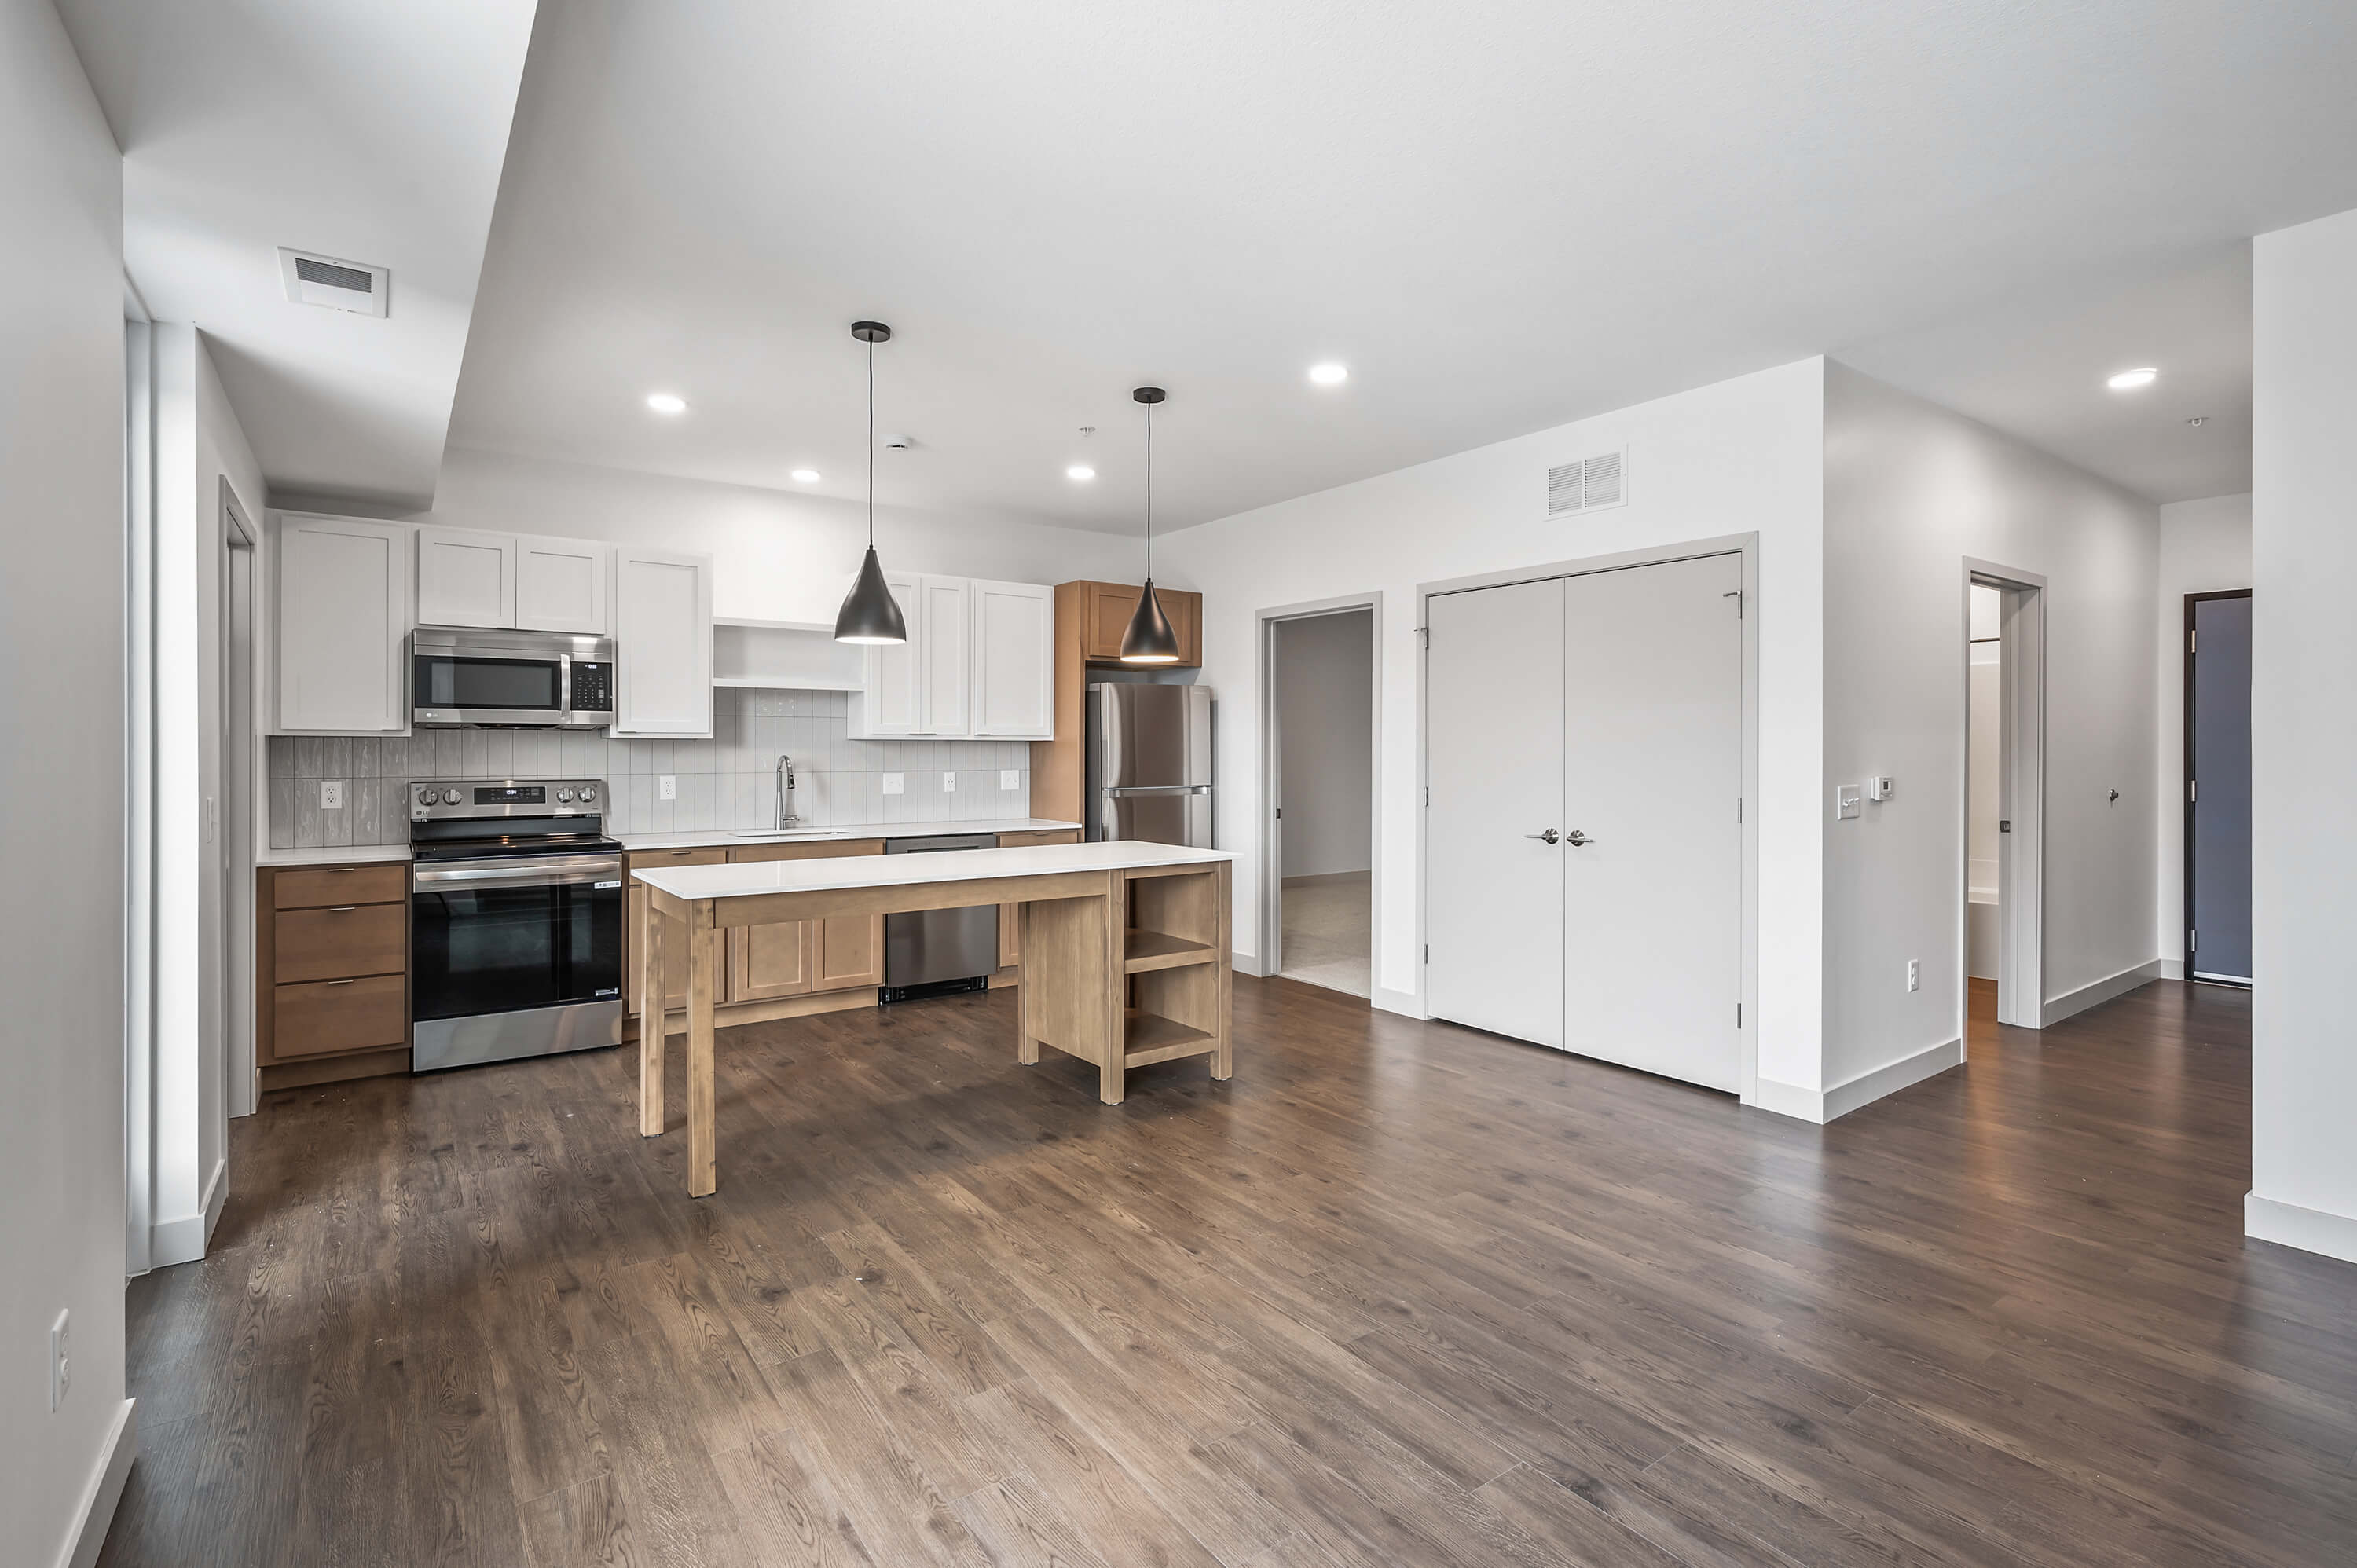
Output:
[[2249, 205, 2357, 1266]]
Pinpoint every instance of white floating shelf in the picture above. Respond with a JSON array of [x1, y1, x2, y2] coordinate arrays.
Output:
[[712, 618, 864, 693]]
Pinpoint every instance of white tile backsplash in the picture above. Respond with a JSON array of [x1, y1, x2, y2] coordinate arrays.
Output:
[[265, 684, 1033, 848]]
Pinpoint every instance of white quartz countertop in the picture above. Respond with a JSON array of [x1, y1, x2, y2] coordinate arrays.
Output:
[[257, 844, 415, 867], [634, 839, 1230, 900], [618, 819, 1082, 852]]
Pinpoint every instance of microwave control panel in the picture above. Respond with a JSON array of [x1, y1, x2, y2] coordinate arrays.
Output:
[[570, 661, 614, 714]]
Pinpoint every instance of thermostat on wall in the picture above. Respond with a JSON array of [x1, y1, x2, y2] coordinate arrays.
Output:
[[1867, 776, 1895, 802]]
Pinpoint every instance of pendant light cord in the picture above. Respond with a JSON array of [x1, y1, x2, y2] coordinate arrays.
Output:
[[1144, 398, 1153, 579], [867, 335, 876, 549]]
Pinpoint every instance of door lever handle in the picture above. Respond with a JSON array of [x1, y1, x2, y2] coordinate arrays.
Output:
[[1523, 829, 1560, 844], [1564, 830, 1593, 847]]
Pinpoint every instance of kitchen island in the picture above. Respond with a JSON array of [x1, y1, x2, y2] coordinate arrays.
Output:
[[633, 839, 1233, 1196]]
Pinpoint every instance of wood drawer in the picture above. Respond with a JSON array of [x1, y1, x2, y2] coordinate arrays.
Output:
[[273, 973, 406, 1059], [274, 902, 408, 984], [274, 863, 406, 910], [629, 847, 728, 871]]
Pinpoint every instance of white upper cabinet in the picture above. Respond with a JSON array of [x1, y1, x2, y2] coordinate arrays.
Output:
[[852, 573, 1052, 739], [610, 545, 713, 736], [416, 525, 610, 634], [274, 513, 410, 734], [915, 575, 971, 735], [415, 526, 516, 628], [515, 534, 610, 633], [969, 578, 1053, 738], [854, 569, 924, 736]]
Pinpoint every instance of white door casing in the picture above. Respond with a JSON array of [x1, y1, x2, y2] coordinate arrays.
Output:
[[1424, 577, 1567, 1046]]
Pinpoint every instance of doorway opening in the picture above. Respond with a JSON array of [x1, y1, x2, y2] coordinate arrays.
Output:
[[1962, 564, 2047, 1032], [221, 482, 258, 1117], [1260, 602, 1376, 998], [2183, 590, 2252, 987]]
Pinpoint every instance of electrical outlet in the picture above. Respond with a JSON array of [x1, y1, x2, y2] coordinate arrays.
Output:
[[942, 771, 957, 793], [999, 769, 1020, 791], [882, 772, 904, 796], [658, 775, 676, 800], [318, 779, 343, 811], [1907, 958, 1920, 992], [50, 1309, 69, 1412]]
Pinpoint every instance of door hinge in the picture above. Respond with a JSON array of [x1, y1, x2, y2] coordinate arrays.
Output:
[[2189, 929, 2198, 953], [1424, 786, 1430, 807], [1737, 797, 1743, 822], [2189, 629, 2197, 654], [1999, 819, 2011, 833], [2188, 780, 2197, 803], [1274, 808, 1283, 819], [1423, 943, 1429, 964], [1736, 1002, 1743, 1028]]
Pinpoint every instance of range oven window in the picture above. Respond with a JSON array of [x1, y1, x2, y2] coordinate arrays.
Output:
[[412, 880, 622, 1021], [414, 654, 562, 711]]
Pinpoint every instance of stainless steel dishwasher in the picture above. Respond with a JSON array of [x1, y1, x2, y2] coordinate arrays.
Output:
[[880, 833, 999, 1002]]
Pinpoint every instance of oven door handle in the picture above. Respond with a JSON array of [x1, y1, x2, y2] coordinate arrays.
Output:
[[412, 857, 624, 892]]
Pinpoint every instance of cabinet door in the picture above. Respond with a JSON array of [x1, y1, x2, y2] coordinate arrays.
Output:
[[275, 514, 410, 733], [916, 575, 970, 735], [1167, 588, 1204, 666], [515, 535, 610, 634], [970, 579, 1053, 738], [1082, 581, 1135, 661], [813, 914, 885, 991], [729, 921, 812, 1001], [415, 526, 516, 628], [857, 569, 924, 735], [611, 547, 713, 735]]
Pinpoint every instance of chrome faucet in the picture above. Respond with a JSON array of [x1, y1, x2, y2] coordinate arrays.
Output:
[[776, 753, 799, 828]]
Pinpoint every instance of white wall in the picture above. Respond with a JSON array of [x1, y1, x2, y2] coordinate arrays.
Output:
[[1163, 358, 1828, 1094], [2248, 206, 2357, 1264], [148, 326, 264, 1266], [1276, 610, 1373, 877], [0, 0, 135, 1559], [2153, 493, 2252, 970], [317, 446, 1144, 624], [1822, 363, 2160, 1094]]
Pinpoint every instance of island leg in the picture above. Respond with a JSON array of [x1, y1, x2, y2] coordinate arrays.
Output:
[[687, 903, 720, 1198], [639, 887, 666, 1136], [1099, 870, 1126, 1105], [1212, 859, 1233, 1082], [1017, 898, 1040, 1064]]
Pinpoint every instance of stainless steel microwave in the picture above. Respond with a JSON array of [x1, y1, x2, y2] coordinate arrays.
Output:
[[410, 628, 615, 729]]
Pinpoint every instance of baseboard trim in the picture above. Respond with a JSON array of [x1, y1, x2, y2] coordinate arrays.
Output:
[[1371, 985, 1425, 1020], [200, 1155, 226, 1247], [2153, 957, 2187, 981], [2040, 958, 2169, 1028], [1747, 1036, 1965, 1124], [56, 1397, 137, 1568], [150, 1156, 229, 1268], [2246, 1192, 2357, 1266]]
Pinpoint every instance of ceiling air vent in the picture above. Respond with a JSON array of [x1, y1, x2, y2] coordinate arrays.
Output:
[[1547, 449, 1626, 517], [278, 247, 389, 317]]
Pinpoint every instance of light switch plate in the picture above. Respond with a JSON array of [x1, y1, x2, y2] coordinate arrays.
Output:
[[1835, 784, 1862, 820], [999, 770, 1020, 791], [882, 773, 904, 796], [943, 771, 957, 793], [658, 775, 676, 800], [319, 780, 343, 811]]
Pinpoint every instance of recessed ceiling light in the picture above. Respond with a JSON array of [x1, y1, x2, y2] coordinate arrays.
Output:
[[1308, 361, 1349, 387], [645, 391, 687, 414], [790, 468, 820, 482], [2105, 368, 2157, 391], [1066, 465, 1096, 481]]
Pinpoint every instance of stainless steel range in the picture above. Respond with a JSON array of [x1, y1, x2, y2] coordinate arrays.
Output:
[[409, 779, 625, 1072]]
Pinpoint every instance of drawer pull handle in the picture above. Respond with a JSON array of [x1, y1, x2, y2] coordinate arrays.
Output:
[[327, 866, 356, 873], [326, 906, 358, 913], [324, 979, 358, 987]]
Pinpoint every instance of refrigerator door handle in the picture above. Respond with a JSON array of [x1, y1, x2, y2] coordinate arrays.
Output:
[[1103, 784, 1211, 796]]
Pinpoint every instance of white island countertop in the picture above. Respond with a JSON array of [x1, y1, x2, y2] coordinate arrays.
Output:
[[633, 838, 1230, 901]]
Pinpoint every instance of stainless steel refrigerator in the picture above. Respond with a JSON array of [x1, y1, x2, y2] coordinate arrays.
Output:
[[1087, 682, 1214, 844]]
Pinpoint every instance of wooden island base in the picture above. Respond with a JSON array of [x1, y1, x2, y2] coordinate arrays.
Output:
[[635, 842, 1232, 1196]]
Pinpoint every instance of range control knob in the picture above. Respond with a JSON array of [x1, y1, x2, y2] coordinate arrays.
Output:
[[416, 787, 434, 807], [555, 787, 574, 803], [442, 788, 462, 805], [577, 782, 598, 802]]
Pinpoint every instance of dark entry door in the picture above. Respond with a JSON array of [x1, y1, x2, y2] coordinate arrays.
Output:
[[2187, 592, 2252, 984]]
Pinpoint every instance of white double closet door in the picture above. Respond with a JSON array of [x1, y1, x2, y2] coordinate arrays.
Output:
[[1426, 552, 1742, 1091]]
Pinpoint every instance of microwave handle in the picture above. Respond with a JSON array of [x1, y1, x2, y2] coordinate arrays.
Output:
[[559, 654, 572, 716]]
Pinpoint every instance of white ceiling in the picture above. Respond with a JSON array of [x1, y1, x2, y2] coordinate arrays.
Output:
[[60, 0, 537, 508], [441, 1, 2357, 529]]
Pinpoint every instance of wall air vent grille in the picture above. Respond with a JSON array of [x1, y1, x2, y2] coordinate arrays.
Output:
[[1546, 449, 1628, 517], [278, 247, 389, 317]]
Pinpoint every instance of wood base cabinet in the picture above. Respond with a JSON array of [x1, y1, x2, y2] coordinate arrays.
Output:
[[257, 860, 411, 1090], [629, 840, 886, 1033]]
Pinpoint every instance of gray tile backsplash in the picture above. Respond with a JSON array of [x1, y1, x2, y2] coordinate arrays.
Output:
[[266, 688, 1033, 848]]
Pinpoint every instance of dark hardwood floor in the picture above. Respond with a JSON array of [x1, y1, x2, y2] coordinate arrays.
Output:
[[99, 973, 2356, 1567]]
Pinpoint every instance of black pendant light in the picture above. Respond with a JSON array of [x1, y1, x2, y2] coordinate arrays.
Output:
[[1120, 386, 1183, 663], [834, 321, 908, 645]]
